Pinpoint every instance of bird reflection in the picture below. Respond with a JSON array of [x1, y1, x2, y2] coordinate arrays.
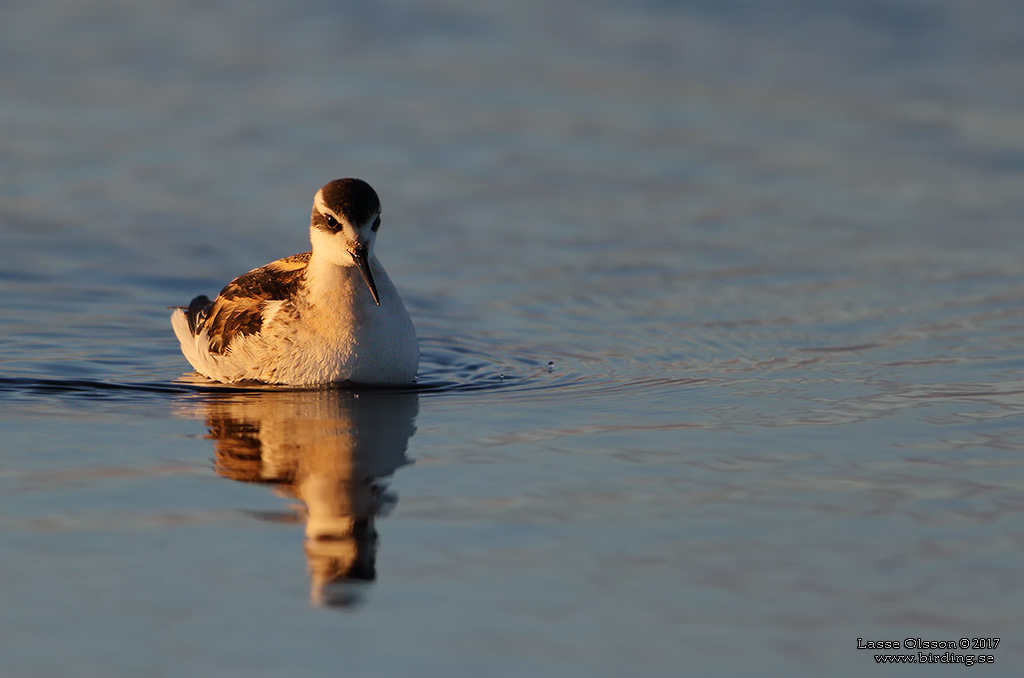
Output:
[[194, 388, 417, 607]]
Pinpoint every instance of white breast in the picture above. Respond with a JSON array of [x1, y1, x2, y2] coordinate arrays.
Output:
[[253, 255, 418, 385]]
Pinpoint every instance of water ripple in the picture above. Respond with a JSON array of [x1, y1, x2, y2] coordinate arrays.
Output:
[[0, 336, 698, 406]]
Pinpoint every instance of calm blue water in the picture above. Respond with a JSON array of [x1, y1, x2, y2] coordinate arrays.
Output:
[[3, 1, 1024, 675]]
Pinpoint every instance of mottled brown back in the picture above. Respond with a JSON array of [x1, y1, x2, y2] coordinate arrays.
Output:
[[198, 252, 311, 354]]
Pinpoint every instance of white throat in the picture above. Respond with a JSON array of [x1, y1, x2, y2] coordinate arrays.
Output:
[[309, 227, 367, 269]]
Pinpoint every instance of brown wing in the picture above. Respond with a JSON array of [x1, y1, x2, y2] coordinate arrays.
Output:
[[202, 252, 311, 354]]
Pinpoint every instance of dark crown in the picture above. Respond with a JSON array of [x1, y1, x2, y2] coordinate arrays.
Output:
[[318, 178, 380, 226]]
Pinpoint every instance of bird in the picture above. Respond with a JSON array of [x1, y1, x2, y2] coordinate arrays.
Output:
[[171, 178, 418, 386]]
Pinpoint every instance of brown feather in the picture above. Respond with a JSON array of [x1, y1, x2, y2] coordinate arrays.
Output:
[[201, 252, 311, 354]]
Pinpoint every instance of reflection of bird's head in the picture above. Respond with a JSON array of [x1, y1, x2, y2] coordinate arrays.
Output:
[[306, 517, 378, 607]]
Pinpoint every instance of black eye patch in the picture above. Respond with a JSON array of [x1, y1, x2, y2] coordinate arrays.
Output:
[[314, 211, 344, 233]]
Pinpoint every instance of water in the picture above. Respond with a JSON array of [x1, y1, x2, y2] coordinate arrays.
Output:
[[3, 1, 1024, 675]]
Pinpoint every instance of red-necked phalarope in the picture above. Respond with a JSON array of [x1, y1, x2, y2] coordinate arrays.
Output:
[[171, 178, 418, 385]]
